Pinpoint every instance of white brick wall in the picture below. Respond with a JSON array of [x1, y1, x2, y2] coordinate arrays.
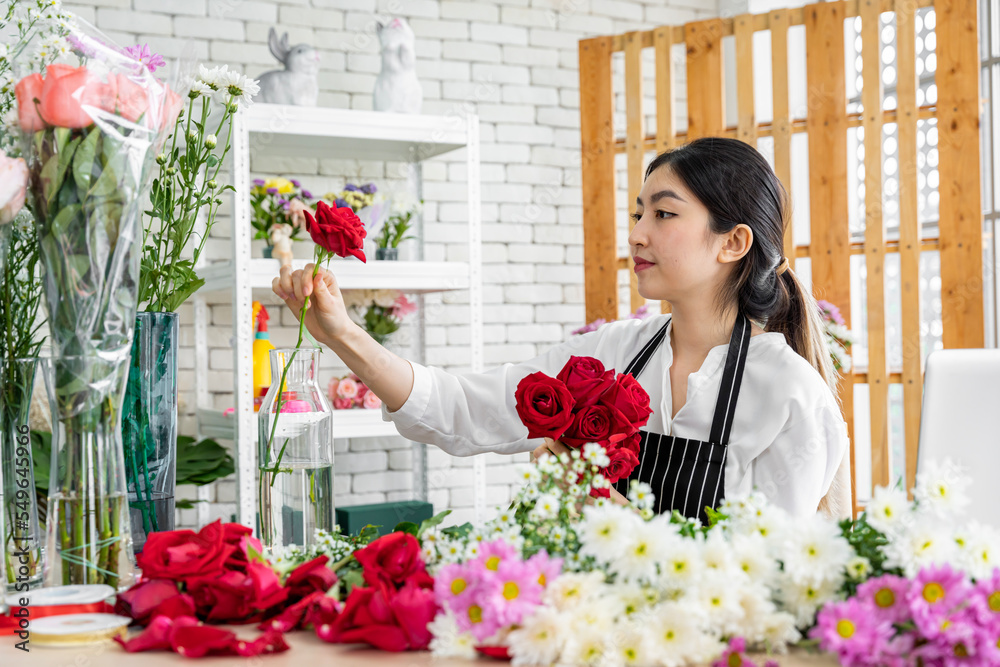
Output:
[[65, 0, 719, 529]]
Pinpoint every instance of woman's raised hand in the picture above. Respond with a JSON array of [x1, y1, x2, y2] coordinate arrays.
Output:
[[272, 264, 355, 345]]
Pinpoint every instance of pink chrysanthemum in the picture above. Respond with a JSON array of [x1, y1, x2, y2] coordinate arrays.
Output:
[[482, 559, 544, 627], [474, 539, 519, 573], [811, 598, 893, 665], [857, 574, 912, 625], [434, 562, 476, 613], [526, 550, 563, 589], [712, 637, 754, 667], [451, 591, 501, 642], [915, 613, 990, 667], [909, 564, 972, 637], [123, 43, 167, 73], [970, 568, 1000, 626]]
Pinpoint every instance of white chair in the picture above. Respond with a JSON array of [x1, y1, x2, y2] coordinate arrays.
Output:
[[917, 348, 1000, 527]]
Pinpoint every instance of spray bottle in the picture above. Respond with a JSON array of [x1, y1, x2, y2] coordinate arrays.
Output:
[[252, 301, 276, 412]]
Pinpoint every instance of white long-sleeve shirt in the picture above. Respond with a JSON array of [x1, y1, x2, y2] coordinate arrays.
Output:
[[381, 314, 849, 517]]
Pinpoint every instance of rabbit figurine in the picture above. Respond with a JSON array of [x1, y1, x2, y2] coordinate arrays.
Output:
[[373, 18, 422, 114], [256, 28, 320, 106]]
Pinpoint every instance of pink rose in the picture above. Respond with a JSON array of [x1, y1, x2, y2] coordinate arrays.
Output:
[[363, 391, 382, 410], [334, 398, 352, 410], [14, 73, 45, 132], [337, 377, 359, 400], [114, 72, 150, 124], [328, 377, 341, 400], [38, 64, 118, 129], [0, 152, 29, 225], [393, 295, 416, 317]]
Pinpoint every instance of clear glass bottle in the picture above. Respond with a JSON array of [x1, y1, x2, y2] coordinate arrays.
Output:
[[257, 348, 334, 549]]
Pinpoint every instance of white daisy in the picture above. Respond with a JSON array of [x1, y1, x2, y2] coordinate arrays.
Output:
[[529, 491, 560, 522], [611, 519, 671, 582], [507, 606, 564, 667], [959, 524, 1000, 580], [914, 458, 971, 518], [882, 519, 958, 577], [608, 621, 655, 667], [864, 484, 912, 534], [582, 441, 610, 467], [543, 571, 604, 611], [691, 570, 744, 626], [515, 464, 541, 488], [730, 533, 778, 584], [657, 534, 703, 591], [779, 517, 853, 585], [197, 64, 229, 91], [648, 601, 720, 667], [777, 576, 841, 628], [578, 505, 635, 563], [627, 480, 655, 511], [560, 633, 608, 667], [428, 611, 477, 659]]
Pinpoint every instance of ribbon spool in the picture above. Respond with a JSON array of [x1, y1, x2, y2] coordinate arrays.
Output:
[[29, 613, 131, 646], [1, 585, 115, 632]]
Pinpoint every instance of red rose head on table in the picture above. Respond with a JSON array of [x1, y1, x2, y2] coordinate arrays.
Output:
[[115, 524, 436, 657], [515, 356, 652, 485]]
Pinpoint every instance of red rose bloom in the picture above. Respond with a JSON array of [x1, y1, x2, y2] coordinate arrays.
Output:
[[514, 372, 576, 440], [305, 200, 367, 262], [187, 570, 257, 623], [284, 555, 338, 600], [602, 445, 641, 483], [353, 532, 424, 589], [556, 356, 615, 409], [321, 580, 437, 652], [114, 579, 195, 625], [599, 372, 653, 430], [136, 525, 232, 581], [561, 403, 635, 449]]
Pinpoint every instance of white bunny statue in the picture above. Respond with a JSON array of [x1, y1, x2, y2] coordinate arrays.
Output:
[[373, 18, 422, 114], [256, 28, 320, 106]]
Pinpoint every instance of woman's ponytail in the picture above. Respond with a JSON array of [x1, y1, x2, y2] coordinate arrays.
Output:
[[767, 267, 840, 400]]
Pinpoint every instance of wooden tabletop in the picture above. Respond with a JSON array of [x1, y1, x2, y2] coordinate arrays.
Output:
[[2, 623, 842, 666]]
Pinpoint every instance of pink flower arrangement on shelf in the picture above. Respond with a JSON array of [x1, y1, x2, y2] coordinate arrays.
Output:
[[329, 373, 382, 410]]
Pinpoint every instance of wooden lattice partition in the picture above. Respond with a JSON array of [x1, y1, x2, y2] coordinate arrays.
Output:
[[578, 0, 984, 505]]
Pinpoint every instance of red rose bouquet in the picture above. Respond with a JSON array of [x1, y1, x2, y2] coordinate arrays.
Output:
[[515, 356, 651, 485]]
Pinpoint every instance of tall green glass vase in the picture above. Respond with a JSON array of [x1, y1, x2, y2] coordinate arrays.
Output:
[[0, 357, 45, 592], [121, 312, 178, 553]]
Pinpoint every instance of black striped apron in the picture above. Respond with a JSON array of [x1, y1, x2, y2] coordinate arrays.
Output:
[[612, 313, 752, 524]]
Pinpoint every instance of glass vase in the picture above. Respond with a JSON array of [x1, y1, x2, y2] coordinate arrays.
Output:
[[0, 357, 45, 592], [257, 348, 334, 549], [41, 355, 135, 589], [121, 312, 178, 553], [375, 247, 398, 261]]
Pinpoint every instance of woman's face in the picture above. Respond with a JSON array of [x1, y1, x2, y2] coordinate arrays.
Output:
[[628, 166, 734, 304]]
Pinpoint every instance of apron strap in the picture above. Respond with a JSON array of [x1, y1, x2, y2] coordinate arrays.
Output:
[[707, 312, 752, 446], [624, 317, 671, 378]]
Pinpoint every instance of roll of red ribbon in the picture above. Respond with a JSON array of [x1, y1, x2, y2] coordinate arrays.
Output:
[[2, 585, 116, 631]]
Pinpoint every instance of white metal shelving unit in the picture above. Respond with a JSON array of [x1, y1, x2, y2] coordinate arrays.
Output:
[[192, 104, 485, 529]]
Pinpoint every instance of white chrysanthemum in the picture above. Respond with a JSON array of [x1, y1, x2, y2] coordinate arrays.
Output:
[[515, 463, 541, 489], [726, 583, 778, 642], [698, 530, 736, 574], [217, 71, 259, 106], [507, 606, 565, 666], [197, 63, 229, 91], [777, 576, 841, 628], [845, 556, 872, 580], [464, 541, 482, 561], [648, 602, 721, 667], [544, 572, 604, 611], [915, 458, 971, 518], [611, 520, 672, 582], [615, 582, 653, 617], [627, 480, 655, 510], [568, 597, 617, 636], [188, 80, 212, 97], [428, 611, 477, 659], [529, 491, 560, 521], [882, 519, 958, 577], [691, 571, 744, 627], [560, 634, 609, 667], [578, 505, 635, 563], [760, 609, 800, 650], [730, 533, 777, 584], [657, 534, 703, 591], [864, 485, 912, 534], [958, 524, 1000, 580], [608, 622, 655, 667], [780, 517, 853, 585], [582, 441, 611, 467]]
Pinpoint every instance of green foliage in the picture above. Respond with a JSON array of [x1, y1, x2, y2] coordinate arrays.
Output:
[[176, 435, 234, 486], [375, 209, 417, 250]]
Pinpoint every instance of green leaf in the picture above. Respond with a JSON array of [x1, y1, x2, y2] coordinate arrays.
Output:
[[417, 510, 451, 538], [441, 522, 474, 540], [175, 499, 205, 510], [30, 430, 52, 495], [206, 155, 219, 168], [176, 435, 235, 486], [71, 127, 100, 193], [393, 521, 419, 536]]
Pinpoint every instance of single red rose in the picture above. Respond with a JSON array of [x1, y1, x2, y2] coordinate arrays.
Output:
[[187, 570, 255, 623], [247, 560, 289, 611], [602, 445, 641, 484], [199, 521, 255, 570], [514, 372, 576, 440], [561, 402, 635, 449], [115, 579, 195, 625], [285, 555, 337, 600], [324, 584, 409, 651], [306, 594, 343, 631], [614, 431, 642, 457], [259, 590, 328, 633], [136, 526, 232, 581], [599, 373, 653, 430], [556, 356, 616, 409], [389, 579, 438, 650], [353, 532, 424, 589], [304, 200, 367, 262]]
